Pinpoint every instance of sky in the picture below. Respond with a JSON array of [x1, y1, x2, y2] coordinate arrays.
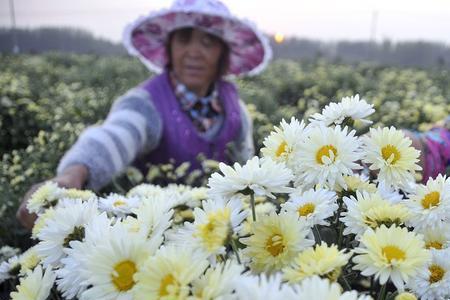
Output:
[[1, 0, 450, 44]]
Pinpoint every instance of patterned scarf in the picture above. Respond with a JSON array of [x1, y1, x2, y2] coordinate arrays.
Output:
[[173, 77, 223, 132]]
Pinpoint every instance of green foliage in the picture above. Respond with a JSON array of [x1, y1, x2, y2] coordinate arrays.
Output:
[[1, 54, 449, 249]]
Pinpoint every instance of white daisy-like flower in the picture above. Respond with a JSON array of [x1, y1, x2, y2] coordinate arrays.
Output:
[[133, 245, 209, 299], [341, 191, 411, 239], [415, 223, 450, 250], [123, 198, 174, 242], [261, 117, 309, 169], [337, 174, 378, 196], [168, 197, 246, 258], [191, 260, 244, 299], [127, 183, 164, 199], [408, 249, 450, 300], [35, 199, 99, 267], [295, 125, 363, 190], [10, 265, 56, 300], [0, 255, 20, 284], [208, 156, 294, 199], [309, 94, 375, 127], [60, 188, 96, 201], [165, 184, 208, 208], [292, 275, 370, 300], [98, 193, 141, 218], [282, 188, 338, 226], [78, 221, 158, 300], [404, 174, 450, 230], [240, 211, 314, 273], [283, 243, 352, 283], [362, 126, 421, 189], [353, 225, 431, 291], [26, 181, 61, 214], [233, 273, 297, 300], [31, 207, 56, 239], [56, 213, 113, 299]]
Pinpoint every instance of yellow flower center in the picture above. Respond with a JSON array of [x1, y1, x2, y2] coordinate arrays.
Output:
[[111, 260, 137, 291], [382, 245, 405, 263], [316, 145, 337, 165], [195, 209, 231, 251], [381, 144, 401, 164], [113, 200, 127, 207], [266, 234, 285, 257], [276, 141, 288, 157], [159, 274, 176, 297], [298, 203, 315, 217], [426, 241, 443, 250], [429, 264, 445, 283], [421, 191, 440, 209]]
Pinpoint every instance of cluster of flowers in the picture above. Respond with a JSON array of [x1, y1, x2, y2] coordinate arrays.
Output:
[[2, 95, 450, 300]]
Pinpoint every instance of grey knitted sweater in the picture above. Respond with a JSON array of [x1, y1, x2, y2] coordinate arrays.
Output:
[[57, 87, 255, 191]]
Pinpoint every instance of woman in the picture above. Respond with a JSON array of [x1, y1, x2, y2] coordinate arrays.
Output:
[[17, 0, 272, 228]]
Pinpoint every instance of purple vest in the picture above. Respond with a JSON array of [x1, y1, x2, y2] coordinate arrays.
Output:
[[136, 72, 241, 171]]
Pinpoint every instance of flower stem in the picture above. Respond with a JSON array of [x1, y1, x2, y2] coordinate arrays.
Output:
[[377, 283, 387, 300], [250, 193, 256, 222], [230, 239, 241, 264], [313, 225, 322, 244]]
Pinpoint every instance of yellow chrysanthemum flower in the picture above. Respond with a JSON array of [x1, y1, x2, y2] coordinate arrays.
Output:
[[353, 225, 431, 290], [240, 212, 314, 273], [283, 243, 351, 283]]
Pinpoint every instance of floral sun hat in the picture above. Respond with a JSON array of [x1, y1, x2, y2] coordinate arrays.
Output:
[[123, 0, 272, 76]]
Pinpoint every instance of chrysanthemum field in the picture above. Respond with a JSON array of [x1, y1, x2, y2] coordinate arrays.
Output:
[[1, 54, 450, 299]]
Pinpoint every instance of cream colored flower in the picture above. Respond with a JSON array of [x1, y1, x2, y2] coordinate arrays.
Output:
[[240, 212, 314, 273], [283, 243, 351, 283], [353, 225, 431, 290], [362, 127, 421, 189], [10, 265, 56, 300]]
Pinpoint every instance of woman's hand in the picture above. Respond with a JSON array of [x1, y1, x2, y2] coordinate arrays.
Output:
[[16, 164, 89, 230]]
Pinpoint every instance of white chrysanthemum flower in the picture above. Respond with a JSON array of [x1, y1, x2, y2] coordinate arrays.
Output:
[[56, 213, 113, 299], [208, 156, 294, 199], [10, 265, 56, 300], [78, 221, 158, 300], [282, 188, 338, 226], [31, 207, 56, 239], [127, 183, 164, 199], [353, 225, 431, 291], [395, 292, 417, 300], [34, 199, 99, 267], [310, 94, 375, 127], [27, 181, 61, 214], [240, 211, 314, 273], [0, 255, 20, 284], [283, 243, 352, 283], [123, 198, 174, 242], [362, 127, 421, 189], [415, 223, 450, 250], [133, 245, 209, 299], [168, 197, 246, 258], [233, 273, 297, 300], [408, 249, 450, 300], [295, 125, 363, 190], [98, 193, 141, 218], [191, 260, 244, 299], [292, 275, 370, 300], [166, 184, 208, 208], [404, 174, 450, 230], [341, 191, 411, 239], [261, 117, 309, 169]]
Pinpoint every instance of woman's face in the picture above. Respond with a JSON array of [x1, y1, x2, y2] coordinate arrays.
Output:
[[169, 28, 224, 96]]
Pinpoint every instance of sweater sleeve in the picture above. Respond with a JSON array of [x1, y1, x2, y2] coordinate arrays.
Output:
[[228, 100, 255, 164], [56, 87, 162, 191]]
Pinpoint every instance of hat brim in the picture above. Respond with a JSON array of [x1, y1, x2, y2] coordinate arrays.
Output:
[[123, 8, 272, 76]]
